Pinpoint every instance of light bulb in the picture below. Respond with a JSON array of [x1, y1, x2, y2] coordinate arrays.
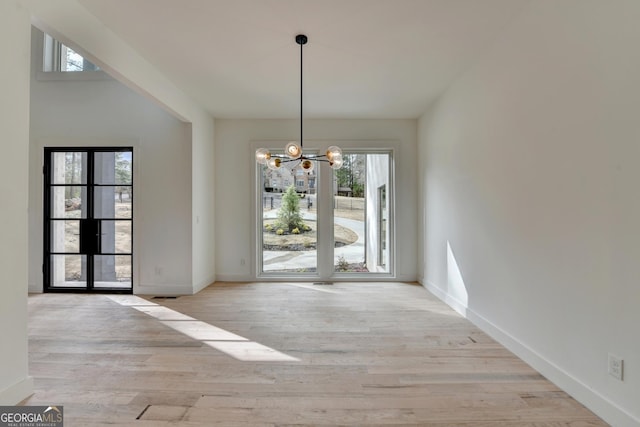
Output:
[[330, 155, 344, 169], [267, 157, 282, 170], [255, 148, 271, 165], [301, 159, 314, 172], [285, 142, 302, 159], [326, 145, 342, 161]]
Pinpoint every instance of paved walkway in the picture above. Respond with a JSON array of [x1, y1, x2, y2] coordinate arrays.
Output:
[[262, 211, 364, 271]]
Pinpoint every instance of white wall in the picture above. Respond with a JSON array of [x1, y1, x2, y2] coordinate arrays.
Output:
[[27, 0, 216, 295], [418, 1, 640, 425], [29, 28, 193, 295], [191, 117, 216, 293], [0, 0, 34, 405], [215, 119, 417, 281]]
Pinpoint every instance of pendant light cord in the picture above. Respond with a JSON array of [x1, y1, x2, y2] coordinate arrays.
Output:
[[300, 37, 303, 151], [255, 35, 342, 170]]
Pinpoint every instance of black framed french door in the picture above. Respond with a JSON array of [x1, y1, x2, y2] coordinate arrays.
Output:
[[43, 147, 133, 293]]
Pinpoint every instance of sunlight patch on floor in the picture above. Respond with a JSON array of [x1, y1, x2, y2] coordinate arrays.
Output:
[[132, 305, 196, 321], [204, 341, 300, 362], [284, 283, 342, 294], [160, 320, 247, 341], [105, 295, 156, 306], [105, 295, 299, 362]]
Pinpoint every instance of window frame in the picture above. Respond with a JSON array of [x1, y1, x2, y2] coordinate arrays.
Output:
[[34, 28, 110, 81], [252, 140, 396, 281]]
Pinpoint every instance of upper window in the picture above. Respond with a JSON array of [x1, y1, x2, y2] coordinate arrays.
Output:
[[42, 33, 100, 72]]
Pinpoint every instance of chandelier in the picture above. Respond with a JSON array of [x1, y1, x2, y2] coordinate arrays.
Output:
[[255, 34, 343, 172]]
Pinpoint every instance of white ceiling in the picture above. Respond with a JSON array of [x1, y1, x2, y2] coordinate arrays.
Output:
[[77, 0, 527, 119]]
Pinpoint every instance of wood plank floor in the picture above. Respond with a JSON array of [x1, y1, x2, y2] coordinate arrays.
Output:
[[23, 282, 608, 426]]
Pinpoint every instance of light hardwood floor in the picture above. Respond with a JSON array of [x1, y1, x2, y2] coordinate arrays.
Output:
[[24, 282, 608, 426]]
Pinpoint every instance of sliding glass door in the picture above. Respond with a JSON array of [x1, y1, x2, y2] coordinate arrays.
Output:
[[260, 154, 318, 274], [333, 152, 391, 273], [257, 148, 393, 279]]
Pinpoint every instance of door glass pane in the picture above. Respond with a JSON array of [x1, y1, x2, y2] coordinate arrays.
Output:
[[50, 254, 86, 287], [51, 186, 86, 219], [94, 186, 132, 218], [114, 188, 133, 218], [368, 154, 390, 272], [100, 220, 131, 254], [261, 160, 317, 273], [334, 153, 391, 273], [333, 153, 366, 272], [50, 220, 80, 253], [94, 151, 132, 185], [378, 185, 387, 268], [51, 152, 87, 184], [94, 255, 131, 288]]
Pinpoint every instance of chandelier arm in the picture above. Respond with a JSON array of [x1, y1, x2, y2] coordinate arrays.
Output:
[[273, 154, 329, 164], [278, 155, 327, 161], [278, 158, 300, 163], [300, 154, 328, 159]]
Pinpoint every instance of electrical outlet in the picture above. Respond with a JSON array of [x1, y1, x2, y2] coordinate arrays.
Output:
[[154, 266, 163, 276], [608, 353, 624, 381], [240, 258, 246, 266]]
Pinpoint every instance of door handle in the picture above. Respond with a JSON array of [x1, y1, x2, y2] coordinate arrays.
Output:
[[79, 219, 101, 255]]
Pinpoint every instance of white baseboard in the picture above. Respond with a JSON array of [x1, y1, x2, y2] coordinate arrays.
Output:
[[193, 275, 216, 294], [420, 279, 640, 427], [215, 274, 252, 282], [421, 279, 468, 317], [0, 376, 34, 405], [215, 275, 419, 283], [134, 283, 194, 296], [396, 273, 418, 282], [28, 284, 42, 293]]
